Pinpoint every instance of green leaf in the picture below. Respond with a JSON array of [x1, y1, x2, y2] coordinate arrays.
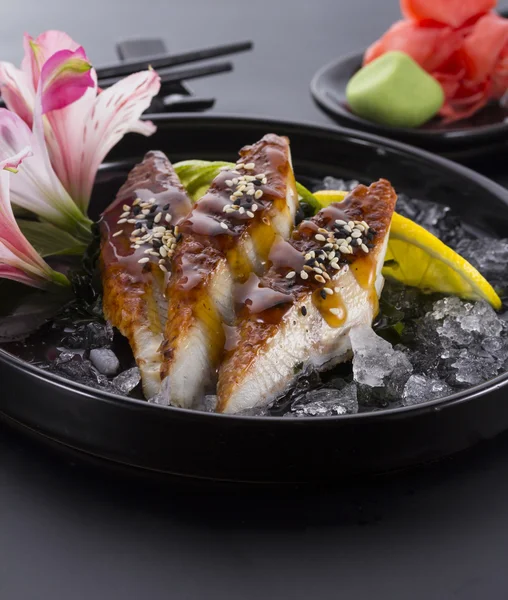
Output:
[[174, 160, 324, 211], [174, 160, 234, 201], [18, 220, 87, 258], [295, 181, 321, 213]]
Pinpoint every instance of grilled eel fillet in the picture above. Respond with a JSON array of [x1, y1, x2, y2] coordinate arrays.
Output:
[[217, 179, 397, 414], [100, 151, 192, 398], [160, 134, 299, 407]]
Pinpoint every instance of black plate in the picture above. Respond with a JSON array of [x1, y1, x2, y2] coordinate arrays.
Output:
[[310, 52, 508, 161], [1, 114, 508, 484]]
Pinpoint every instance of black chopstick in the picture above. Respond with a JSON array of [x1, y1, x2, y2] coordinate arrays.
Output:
[[96, 40, 253, 80], [99, 61, 233, 89]]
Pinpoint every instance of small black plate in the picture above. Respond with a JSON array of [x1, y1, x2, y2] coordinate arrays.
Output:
[[1, 114, 508, 484], [311, 52, 508, 161]]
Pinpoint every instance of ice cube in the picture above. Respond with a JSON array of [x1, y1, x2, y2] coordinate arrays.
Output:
[[291, 384, 358, 417], [62, 321, 114, 350], [315, 176, 360, 192], [53, 353, 112, 390], [113, 367, 141, 395], [395, 193, 469, 247], [402, 374, 453, 406], [350, 325, 413, 394], [430, 298, 504, 341], [150, 376, 170, 405], [194, 394, 218, 413], [454, 238, 508, 288], [89, 348, 120, 376]]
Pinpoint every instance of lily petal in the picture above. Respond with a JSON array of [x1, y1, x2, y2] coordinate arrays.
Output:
[[0, 165, 68, 289], [0, 110, 33, 172], [40, 47, 94, 114], [0, 62, 35, 127], [0, 108, 92, 240], [45, 69, 160, 211], [22, 30, 81, 91]]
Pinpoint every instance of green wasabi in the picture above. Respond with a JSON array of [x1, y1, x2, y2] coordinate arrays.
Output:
[[346, 51, 445, 128]]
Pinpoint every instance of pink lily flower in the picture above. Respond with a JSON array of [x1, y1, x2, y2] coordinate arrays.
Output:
[[0, 146, 69, 289], [0, 30, 161, 213], [0, 47, 95, 242]]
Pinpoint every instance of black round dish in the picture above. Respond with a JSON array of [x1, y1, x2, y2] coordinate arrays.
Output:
[[310, 52, 508, 161], [1, 114, 508, 484]]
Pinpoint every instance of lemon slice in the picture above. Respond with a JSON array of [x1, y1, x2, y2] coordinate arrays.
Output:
[[313, 189, 349, 207], [313, 190, 501, 309], [384, 212, 501, 309]]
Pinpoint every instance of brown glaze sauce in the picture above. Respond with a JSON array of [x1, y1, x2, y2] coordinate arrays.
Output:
[[172, 134, 293, 292], [100, 151, 193, 285], [234, 179, 396, 327]]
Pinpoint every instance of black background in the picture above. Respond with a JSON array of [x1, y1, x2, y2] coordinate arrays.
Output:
[[2, 1, 508, 598]]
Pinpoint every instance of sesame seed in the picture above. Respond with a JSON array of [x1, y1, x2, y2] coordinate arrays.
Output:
[[315, 234, 326, 242], [236, 163, 244, 169], [330, 308, 342, 317], [315, 275, 326, 284], [323, 287, 334, 295], [252, 204, 258, 212], [138, 257, 150, 264], [351, 230, 361, 238], [300, 270, 309, 280], [142, 209, 150, 215], [286, 271, 296, 279], [159, 264, 168, 273], [154, 213, 162, 223], [246, 188, 255, 196], [348, 221, 355, 228], [246, 211, 255, 218], [343, 225, 352, 233], [117, 218, 127, 224], [320, 289, 327, 299], [239, 207, 245, 215], [120, 211, 130, 219], [361, 244, 369, 253], [331, 263, 341, 270], [244, 162, 255, 170], [254, 189, 263, 200], [262, 178, 268, 184], [220, 222, 229, 230], [112, 229, 123, 237], [133, 198, 141, 206], [225, 179, 233, 187], [127, 219, 136, 224], [301, 306, 307, 316]]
